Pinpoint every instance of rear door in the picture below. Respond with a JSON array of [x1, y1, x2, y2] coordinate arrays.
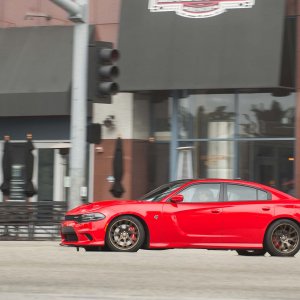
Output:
[[221, 184, 274, 245]]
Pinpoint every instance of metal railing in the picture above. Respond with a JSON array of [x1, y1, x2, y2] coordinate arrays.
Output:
[[0, 201, 67, 240]]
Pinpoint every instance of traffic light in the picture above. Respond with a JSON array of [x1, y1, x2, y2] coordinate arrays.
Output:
[[88, 41, 120, 104], [87, 123, 102, 144]]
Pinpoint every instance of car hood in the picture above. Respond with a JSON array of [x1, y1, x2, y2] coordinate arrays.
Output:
[[66, 200, 142, 215]]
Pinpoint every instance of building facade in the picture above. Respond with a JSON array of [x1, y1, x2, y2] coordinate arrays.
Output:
[[0, 0, 120, 203], [0, 0, 299, 204]]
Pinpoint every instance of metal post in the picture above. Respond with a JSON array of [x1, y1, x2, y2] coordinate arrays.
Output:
[[50, 0, 89, 209], [69, 13, 89, 208], [234, 92, 239, 179], [170, 91, 179, 181], [50, 0, 81, 17]]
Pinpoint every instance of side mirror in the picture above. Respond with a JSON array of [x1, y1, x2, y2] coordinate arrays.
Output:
[[170, 195, 184, 203]]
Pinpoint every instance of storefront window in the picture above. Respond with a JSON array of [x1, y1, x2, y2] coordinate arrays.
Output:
[[152, 95, 171, 141], [239, 140, 294, 195], [238, 93, 295, 138], [174, 92, 295, 194], [37, 149, 54, 201], [178, 94, 235, 139], [147, 94, 171, 191], [148, 142, 170, 191], [144, 91, 295, 195], [177, 141, 234, 180]]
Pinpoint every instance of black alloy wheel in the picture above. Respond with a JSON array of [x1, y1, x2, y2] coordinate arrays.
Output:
[[105, 215, 145, 252], [236, 249, 267, 256], [265, 219, 300, 257]]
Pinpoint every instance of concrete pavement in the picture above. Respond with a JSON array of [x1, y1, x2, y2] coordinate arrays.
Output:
[[0, 241, 299, 300]]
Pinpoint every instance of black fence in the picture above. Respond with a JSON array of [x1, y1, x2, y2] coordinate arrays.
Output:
[[0, 201, 67, 240]]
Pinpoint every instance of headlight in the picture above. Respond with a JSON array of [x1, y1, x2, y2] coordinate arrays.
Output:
[[80, 213, 106, 222]]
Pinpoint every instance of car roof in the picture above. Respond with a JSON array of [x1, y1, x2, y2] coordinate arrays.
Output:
[[171, 178, 297, 199]]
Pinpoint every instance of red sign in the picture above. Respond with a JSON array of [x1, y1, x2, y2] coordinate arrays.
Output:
[[148, 0, 255, 18]]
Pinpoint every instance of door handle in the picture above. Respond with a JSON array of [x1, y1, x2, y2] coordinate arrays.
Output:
[[262, 207, 271, 211], [211, 209, 221, 214]]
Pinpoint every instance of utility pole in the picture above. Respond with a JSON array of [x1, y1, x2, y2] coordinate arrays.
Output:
[[50, 0, 89, 209]]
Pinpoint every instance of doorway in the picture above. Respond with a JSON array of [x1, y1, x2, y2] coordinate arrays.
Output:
[[33, 143, 69, 202]]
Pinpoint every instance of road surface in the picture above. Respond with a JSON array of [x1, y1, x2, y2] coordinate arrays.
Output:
[[0, 242, 299, 300]]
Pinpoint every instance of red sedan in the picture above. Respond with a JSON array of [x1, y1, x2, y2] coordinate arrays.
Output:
[[61, 179, 300, 257]]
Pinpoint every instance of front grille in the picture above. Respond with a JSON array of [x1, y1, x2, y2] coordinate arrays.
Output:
[[62, 226, 78, 242], [65, 233, 78, 242]]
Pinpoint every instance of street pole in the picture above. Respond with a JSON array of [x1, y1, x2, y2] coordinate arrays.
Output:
[[50, 0, 89, 209]]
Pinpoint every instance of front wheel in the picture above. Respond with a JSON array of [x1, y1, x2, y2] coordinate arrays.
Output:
[[236, 249, 266, 256], [105, 215, 145, 252], [264, 219, 300, 257]]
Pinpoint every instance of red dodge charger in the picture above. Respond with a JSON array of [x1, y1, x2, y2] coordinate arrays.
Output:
[[61, 179, 300, 257]]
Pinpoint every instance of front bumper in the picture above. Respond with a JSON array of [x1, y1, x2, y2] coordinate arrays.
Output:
[[61, 219, 106, 247]]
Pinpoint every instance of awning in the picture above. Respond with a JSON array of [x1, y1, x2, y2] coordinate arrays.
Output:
[[118, 0, 292, 92], [0, 26, 73, 116]]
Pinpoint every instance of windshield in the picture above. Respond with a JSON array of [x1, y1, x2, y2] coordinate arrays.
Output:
[[140, 180, 188, 202]]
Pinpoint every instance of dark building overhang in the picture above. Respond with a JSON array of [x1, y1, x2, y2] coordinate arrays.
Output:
[[0, 26, 73, 117], [118, 0, 293, 93]]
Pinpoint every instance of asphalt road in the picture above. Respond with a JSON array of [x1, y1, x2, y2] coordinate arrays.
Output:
[[0, 242, 299, 300]]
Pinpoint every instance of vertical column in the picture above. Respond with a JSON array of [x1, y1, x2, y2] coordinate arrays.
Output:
[[69, 0, 89, 208], [170, 91, 179, 181], [295, 0, 300, 197], [234, 92, 239, 179]]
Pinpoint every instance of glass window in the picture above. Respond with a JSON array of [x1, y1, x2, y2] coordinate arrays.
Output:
[[37, 149, 54, 201], [173, 92, 295, 199], [177, 141, 234, 180], [238, 140, 294, 195], [226, 185, 257, 201], [141, 180, 187, 202], [149, 96, 171, 194], [226, 184, 269, 201], [179, 184, 221, 203], [147, 142, 170, 191], [152, 94, 171, 141], [178, 94, 235, 139], [238, 93, 295, 138], [258, 190, 268, 200]]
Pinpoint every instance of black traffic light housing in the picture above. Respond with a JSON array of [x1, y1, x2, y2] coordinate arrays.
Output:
[[88, 41, 120, 104], [87, 123, 102, 144]]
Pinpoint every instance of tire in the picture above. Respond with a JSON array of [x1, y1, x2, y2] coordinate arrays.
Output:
[[105, 215, 145, 252], [236, 249, 266, 256], [264, 219, 300, 257]]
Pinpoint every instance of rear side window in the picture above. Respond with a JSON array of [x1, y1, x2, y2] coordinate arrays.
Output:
[[258, 190, 268, 200], [226, 184, 269, 201]]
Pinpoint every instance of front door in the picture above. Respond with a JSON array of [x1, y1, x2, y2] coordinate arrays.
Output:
[[162, 183, 223, 247], [32, 143, 69, 202]]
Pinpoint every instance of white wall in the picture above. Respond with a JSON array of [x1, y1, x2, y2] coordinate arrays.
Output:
[[93, 93, 134, 139], [93, 92, 151, 140]]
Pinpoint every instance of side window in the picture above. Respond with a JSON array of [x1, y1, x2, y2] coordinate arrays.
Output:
[[258, 190, 268, 200], [226, 184, 269, 201], [179, 184, 221, 203]]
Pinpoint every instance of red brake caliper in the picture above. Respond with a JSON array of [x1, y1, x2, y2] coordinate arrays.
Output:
[[129, 226, 136, 241], [272, 237, 280, 249]]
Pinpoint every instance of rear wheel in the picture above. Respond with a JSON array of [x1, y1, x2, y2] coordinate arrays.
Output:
[[264, 219, 300, 257], [105, 215, 145, 252], [236, 249, 266, 256]]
